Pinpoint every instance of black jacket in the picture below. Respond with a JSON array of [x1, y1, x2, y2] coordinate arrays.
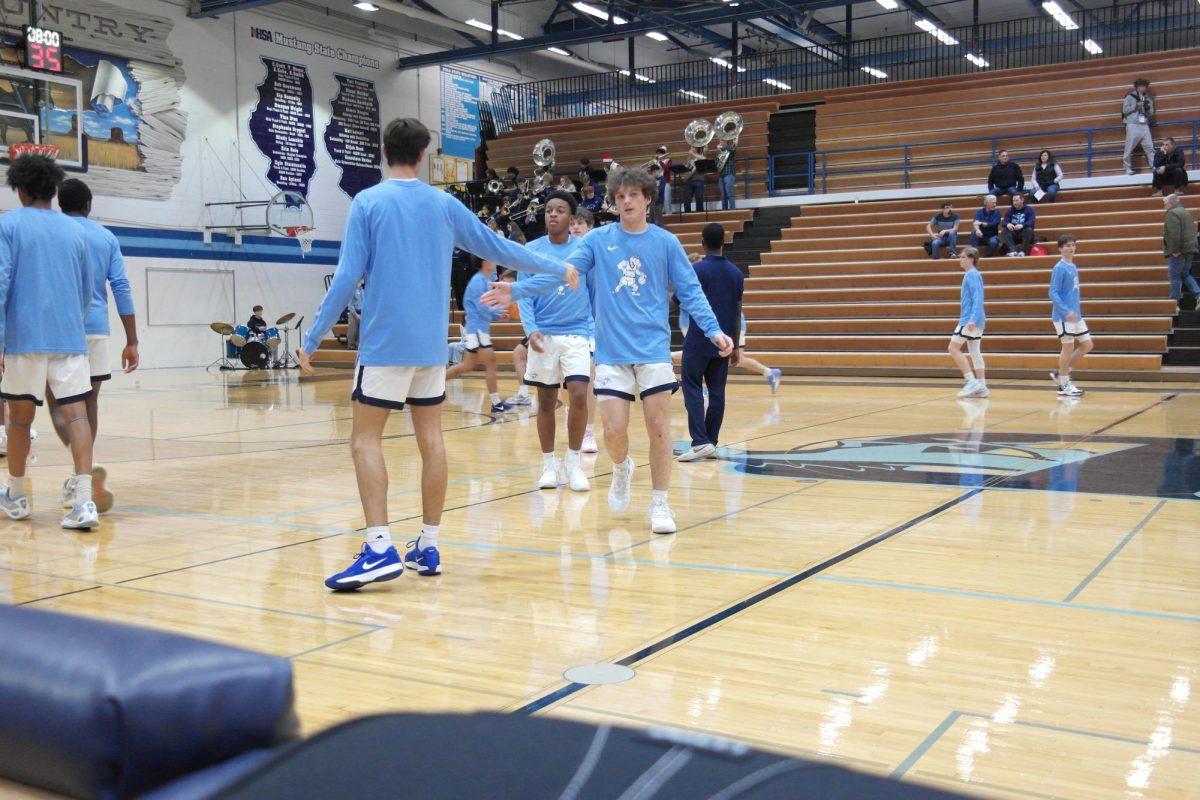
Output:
[[987, 161, 1024, 190]]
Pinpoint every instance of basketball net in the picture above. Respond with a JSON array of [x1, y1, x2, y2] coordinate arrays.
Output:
[[8, 143, 60, 160], [288, 226, 316, 257]]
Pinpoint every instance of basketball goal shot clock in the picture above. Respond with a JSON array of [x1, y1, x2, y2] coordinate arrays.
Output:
[[23, 25, 63, 73]]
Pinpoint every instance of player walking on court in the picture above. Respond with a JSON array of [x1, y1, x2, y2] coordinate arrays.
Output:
[[948, 246, 988, 398], [1049, 234, 1093, 396], [0, 154, 99, 529], [45, 178, 139, 513], [515, 190, 592, 492], [297, 118, 576, 590], [485, 167, 732, 534]]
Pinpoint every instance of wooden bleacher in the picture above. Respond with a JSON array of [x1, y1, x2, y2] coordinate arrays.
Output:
[[486, 48, 1200, 200], [812, 49, 1200, 193], [744, 186, 1178, 377]]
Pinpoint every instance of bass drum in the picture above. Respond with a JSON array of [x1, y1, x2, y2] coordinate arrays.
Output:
[[240, 340, 272, 369]]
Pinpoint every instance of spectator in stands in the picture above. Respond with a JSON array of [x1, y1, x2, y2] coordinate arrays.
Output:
[[1122, 78, 1155, 175], [684, 144, 706, 213], [346, 278, 365, 349], [1001, 194, 1036, 257], [1152, 137, 1189, 196], [1031, 150, 1063, 203], [971, 194, 1001, 257], [926, 202, 960, 259], [648, 163, 665, 225], [579, 182, 602, 214], [987, 150, 1024, 199], [717, 140, 737, 210], [655, 145, 673, 210], [1163, 193, 1200, 312]]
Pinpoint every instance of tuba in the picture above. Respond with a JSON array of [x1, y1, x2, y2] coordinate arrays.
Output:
[[684, 119, 715, 149], [532, 138, 556, 169], [714, 111, 743, 173]]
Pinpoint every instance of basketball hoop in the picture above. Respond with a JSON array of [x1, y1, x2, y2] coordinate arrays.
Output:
[[288, 226, 316, 257], [7, 142, 60, 160]]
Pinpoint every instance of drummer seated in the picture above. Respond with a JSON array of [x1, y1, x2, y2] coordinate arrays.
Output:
[[247, 305, 268, 338]]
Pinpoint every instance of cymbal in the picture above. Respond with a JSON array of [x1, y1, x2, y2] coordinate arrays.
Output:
[[210, 322, 235, 335], [276, 312, 296, 325]]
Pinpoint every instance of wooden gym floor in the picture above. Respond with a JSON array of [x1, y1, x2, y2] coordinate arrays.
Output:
[[2, 367, 1198, 799]]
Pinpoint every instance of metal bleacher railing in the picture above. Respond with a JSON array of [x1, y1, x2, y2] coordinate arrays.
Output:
[[499, 0, 1199, 124], [748, 118, 1200, 198]]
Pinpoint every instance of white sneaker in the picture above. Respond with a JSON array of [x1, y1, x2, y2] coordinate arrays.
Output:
[[506, 392, 532, 406], [537, 461, 559, 489], [566, 462, 590, 492], [581, 431, 599, 454], [1058, 382, 1084, 397], [956, 379, 980, 398], [608, 456, 633, 513], [1, 488, 31, 520], [972, 383, 990, 398], [62, 501, 100, 530], [649, 496, 676, 534], [677, 443, 716, 462]]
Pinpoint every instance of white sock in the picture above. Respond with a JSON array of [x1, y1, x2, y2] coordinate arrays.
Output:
[[1059, 372, 1069, 387], [365, 526, 391, 554], [566, 448, 580, 466], [652, 489, 668, 504], [542, 452, 556, 468], [964, 371, 976, 382], [490, 392, 501, 404], [419, 523, 440, 549], [73, 474, 93, 505], [761, 366, 771, 377], [517, 385, 529, 398], [8, 475, 26, 498]]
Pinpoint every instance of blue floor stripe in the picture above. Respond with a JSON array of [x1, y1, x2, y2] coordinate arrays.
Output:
[[890, 711, 962, 779], [1063, 499, 1167, 602], [817, 575, 1200, 624]]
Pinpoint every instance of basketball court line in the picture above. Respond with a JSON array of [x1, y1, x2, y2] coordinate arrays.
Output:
[[1091, 393, 1177, 434], [890, 709, 1200, 781], [511, 486, 988, 715], [1061, 498, 1168, 601]]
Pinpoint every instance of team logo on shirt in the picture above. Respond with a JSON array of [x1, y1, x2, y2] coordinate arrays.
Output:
[[613, 255, 647, 297]]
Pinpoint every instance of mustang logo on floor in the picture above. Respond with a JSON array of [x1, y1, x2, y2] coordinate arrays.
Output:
[[710, 433, 1199, 500]]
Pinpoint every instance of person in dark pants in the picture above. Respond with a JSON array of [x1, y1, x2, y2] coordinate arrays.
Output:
[[677, 223, 744, 462]]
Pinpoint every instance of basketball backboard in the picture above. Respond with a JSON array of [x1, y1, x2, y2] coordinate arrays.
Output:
[[0, 63, 85, 169]]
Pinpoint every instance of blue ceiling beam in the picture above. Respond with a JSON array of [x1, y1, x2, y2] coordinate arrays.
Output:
[[396, 0, 800, 69]]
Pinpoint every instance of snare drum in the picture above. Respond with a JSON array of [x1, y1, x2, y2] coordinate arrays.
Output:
[[230, 325, 250, 347], [265, 326, 281, 346]]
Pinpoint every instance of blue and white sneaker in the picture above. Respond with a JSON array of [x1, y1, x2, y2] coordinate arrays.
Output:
[[767, 368, 782, 394], [404, 539, 442, 576], [324, 543, 404, 591], [490, 401, 514, 413], [0, 487, 31, 521]]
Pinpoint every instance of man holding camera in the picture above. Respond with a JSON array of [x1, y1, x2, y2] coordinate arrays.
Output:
[[1122, 78, 1156, 176]]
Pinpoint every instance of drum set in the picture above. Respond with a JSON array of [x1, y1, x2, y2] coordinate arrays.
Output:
[[208, 312, 303, 370]]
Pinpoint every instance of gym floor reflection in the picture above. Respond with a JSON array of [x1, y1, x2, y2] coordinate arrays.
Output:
[[2, 369, 1198, 800]]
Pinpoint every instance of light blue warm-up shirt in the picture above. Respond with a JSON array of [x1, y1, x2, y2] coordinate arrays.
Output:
[[513, 223, 721, 365], [70, 215, 134, 336], [463, 270, 502, 334], [302, 178, 569, 366], [958, 268, 985, 329], [1049, 259, 1082, 321], [0, 207, 89, 354], [517, 235, 592, 337]]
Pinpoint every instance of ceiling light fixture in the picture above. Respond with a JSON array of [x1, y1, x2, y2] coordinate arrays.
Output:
[[915, 19, 958, 45], [1041, 1, 1079, 30], [573, 2, 627, 24]]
